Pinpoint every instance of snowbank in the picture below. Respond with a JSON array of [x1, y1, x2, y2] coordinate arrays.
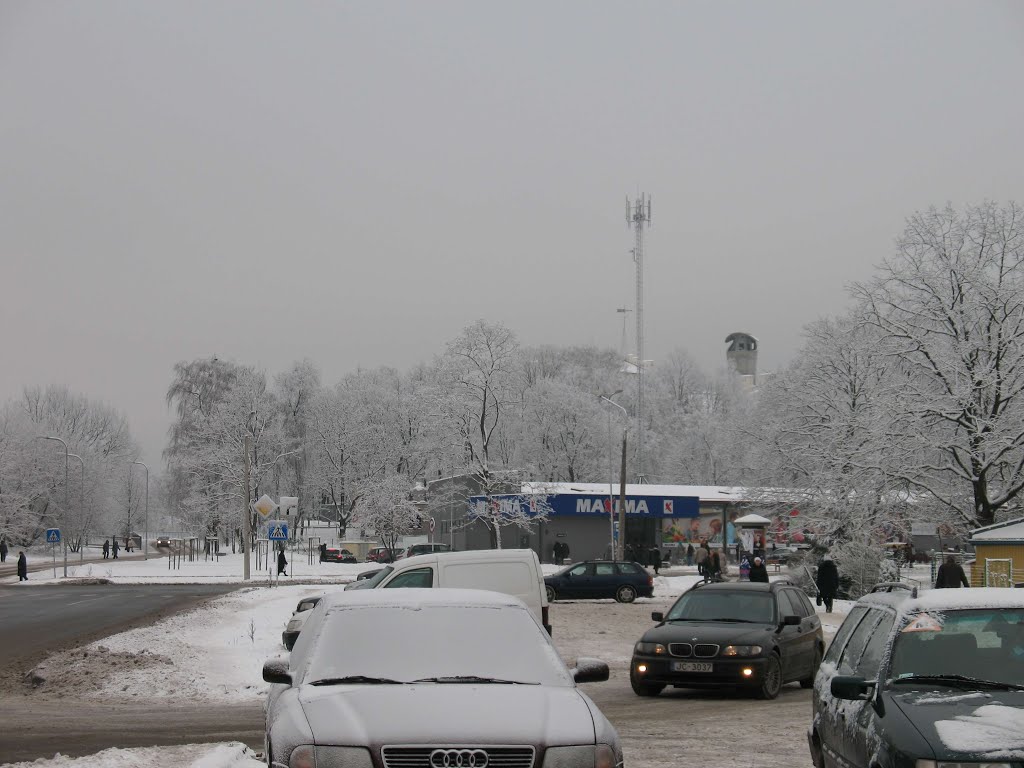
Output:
[[1, 742, 262, 768]]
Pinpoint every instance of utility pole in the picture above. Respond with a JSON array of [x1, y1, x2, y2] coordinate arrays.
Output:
[[243, 434, 252, 581], [132, 461, 149, 560], [618, 432, 627, 561], [626, 194, 651, 482], [39, 436, 69, 577]]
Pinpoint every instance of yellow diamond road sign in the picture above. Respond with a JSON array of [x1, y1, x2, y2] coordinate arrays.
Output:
[[252, 494, 278, 518]]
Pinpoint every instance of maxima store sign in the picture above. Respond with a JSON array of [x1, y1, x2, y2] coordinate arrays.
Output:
[[469, 494, 700, 518]]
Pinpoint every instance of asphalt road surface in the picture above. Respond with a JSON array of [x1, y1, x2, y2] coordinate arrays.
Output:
[[0, 584, 239, 667]]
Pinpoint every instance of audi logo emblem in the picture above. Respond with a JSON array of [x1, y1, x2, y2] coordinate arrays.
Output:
[[429, 749, 489, 768]]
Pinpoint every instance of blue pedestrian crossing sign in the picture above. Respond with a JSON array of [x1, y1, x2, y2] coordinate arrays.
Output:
[[46, 528, 61, 544], [267, 521, 289, 541]]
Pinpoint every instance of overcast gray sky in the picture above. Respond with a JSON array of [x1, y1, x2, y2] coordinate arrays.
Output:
[[2, 1, 1023, 465]]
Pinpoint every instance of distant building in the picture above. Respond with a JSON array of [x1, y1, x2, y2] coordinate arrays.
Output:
[[725, 332, 758, 387]]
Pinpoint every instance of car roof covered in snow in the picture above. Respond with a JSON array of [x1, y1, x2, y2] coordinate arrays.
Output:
[[859, 586, 1024, 616]]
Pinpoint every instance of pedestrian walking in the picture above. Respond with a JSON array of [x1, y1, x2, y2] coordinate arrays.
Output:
[[686, 543, 694, 567], [708, 549, 723, 582], [17, 550, 28, 581], [816, 554, 839, 612], [695, 544, 708, 577], [562, 542, 571, 562], [748, 556, 769, 583], [0, 538, 8, 563], [935, 554, 970, 589], [649, 545, 662, 575], [112, 538, 119, 559], [277, 548, 288, 576], [102, 540, 110, 559]]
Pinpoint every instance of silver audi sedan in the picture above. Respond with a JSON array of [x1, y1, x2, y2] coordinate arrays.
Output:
[[262, 588, 623, 768]]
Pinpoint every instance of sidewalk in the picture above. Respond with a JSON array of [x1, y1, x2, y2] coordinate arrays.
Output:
[[0, 548, 158, 580]]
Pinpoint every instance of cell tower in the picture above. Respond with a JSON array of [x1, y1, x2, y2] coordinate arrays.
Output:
[[616, 307, 632, 361], [626, 193, 651, 482]]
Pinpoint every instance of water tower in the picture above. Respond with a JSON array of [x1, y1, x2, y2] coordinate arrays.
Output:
[[725, 333, 758, 381]]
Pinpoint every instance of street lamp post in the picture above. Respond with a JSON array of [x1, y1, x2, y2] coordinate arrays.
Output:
[[599, 396, 629, 561], [131, 461, 149, 561], [68, 453, 85, 562], [38, 436, 69, 577]]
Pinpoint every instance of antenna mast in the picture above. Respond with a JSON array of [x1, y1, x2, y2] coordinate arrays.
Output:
[[626, 194, 651, 482], [616, 307, 632, 361]]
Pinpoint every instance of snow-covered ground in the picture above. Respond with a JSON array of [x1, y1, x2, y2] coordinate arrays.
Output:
[[9, 565, 858, 768], [2, 742, 262, 768]]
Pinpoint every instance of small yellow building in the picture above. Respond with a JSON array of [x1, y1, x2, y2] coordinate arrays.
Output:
[[968, 517, 1024, 587]]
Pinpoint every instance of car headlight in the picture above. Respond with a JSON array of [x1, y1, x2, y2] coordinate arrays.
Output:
[[634, 641, 667, 655], [286, 618, 304, 631], [289, 745, 374, 768], [721, 645, 763, 657], [915, 763, 1014, 768], [543, 744, 619, 768]]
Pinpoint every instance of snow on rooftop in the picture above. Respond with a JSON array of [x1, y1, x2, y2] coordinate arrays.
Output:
[[519, 482, 793, 503], [970, 518, 1024, 541]]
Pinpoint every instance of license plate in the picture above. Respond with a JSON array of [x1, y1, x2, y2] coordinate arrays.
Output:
[[672, 661, 713, 673]]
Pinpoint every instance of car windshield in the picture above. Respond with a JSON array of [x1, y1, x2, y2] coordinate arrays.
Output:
[[889, 608, 1024, 687], [664, 590, 776, 624], [302, 604, 572, 686], [360, 566, 393, 588]]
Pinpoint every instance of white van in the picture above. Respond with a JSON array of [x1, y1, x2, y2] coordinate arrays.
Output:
[[345, 548, 551, 634]]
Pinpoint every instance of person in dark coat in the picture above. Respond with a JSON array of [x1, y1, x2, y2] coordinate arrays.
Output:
[[112, 538, 119, 559], [686, 543, 694, 566], [649, 545, 662, 575], [815, 555, 840, 612], [17, 551, 28, 581], [277, 549, 288, 576], [707, 550, 723, 582], [935, 554, 970, 589], [102, 540, 110, 559], [748, 556, 769, 583], [0, 539, 8, 562]]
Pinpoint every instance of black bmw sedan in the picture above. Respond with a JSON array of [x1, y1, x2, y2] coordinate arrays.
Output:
[[630, 579, 823, 699]]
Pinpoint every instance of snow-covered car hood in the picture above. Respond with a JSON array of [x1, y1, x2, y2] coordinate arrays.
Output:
[[889, 689, 1024, 762], [297, 683, 598, 746]]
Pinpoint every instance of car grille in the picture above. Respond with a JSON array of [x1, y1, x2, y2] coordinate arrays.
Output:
[[668, 643, 720, 658], [381, 746, 535, 768]]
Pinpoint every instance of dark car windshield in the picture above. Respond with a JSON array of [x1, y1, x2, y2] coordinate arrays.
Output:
[[665, 590, 776, 624], [359, 566, 393, 588], [889, 608, 1024, 687]]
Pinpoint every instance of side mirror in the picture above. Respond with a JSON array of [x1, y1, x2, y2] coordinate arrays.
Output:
[[651, 612, 664, 623], [263, 657, 292, 685], [572, 657, 610, 684], [831, 675, 875, 701], [783, 615, 801, 626]]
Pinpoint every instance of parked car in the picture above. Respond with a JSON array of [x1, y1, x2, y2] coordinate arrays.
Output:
[[281, 595, 323, 650], [400, 542, 453, 559], [545, 560, 654, 603], [344, 548, 551, 634], [262, 589, 621, 768], [809, 583, 1024, 768], [319, 547, 357, 564], [365, 546, 402, 563], [630, 579, 823, 699]]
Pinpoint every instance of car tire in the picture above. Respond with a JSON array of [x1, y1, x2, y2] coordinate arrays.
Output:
[[615, 585, 638, 603], [800, 647, 823, 689], [755, 653, 783, 699], [546, 585, 557, 602], [630, 670, 664, 697]]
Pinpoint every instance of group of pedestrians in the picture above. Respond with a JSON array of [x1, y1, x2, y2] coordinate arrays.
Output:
[[693, 540, 724, 583], [101, 539, 120, 559]]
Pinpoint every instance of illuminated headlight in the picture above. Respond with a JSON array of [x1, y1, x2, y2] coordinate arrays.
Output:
[[721, 645, 763, 657], [289, 745, 374, 768], [915, 762, 1014, 768], [543, 744, 619, 768], [634, 641, 667, 655]]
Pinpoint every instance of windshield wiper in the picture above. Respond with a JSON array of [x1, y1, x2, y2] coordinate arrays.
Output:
[[707, 617, 757, 623], [892, 674, 1024, 691], [410, 676, 538, 685], [309, 676, 407, 686]]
